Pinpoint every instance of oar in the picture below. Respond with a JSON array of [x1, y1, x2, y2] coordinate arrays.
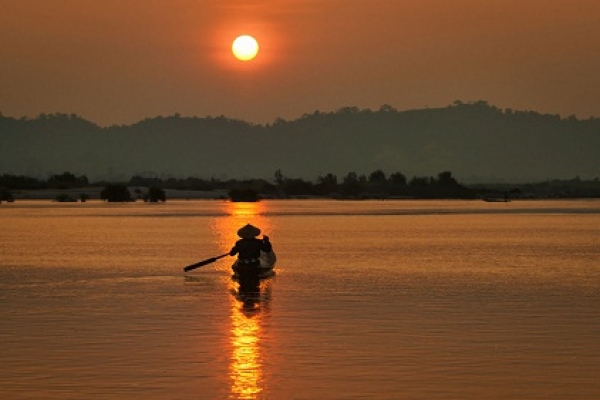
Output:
[[183, 253, 229, 272]]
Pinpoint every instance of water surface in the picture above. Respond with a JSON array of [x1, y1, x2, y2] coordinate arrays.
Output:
[[1, 200, 599, 399]]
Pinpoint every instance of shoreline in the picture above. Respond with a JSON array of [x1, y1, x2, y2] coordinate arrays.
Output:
[[4, 191, 600, 203], [6, 187, 228, 201]]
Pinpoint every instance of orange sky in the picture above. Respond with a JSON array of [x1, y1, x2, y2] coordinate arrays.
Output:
[[1, 0, 599, 125]]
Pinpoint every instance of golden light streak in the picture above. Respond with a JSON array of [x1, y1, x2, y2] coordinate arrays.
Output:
[[211, 200, 274, 399], [229, 303, 263, 398]]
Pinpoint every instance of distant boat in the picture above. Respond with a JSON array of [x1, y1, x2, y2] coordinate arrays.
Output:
[[228, 188, 260, 202], [481, 191, 511, 202], [482, 197, 510, 202]]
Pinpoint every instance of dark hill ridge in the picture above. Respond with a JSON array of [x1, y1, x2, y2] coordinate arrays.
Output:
[[1, 102, 599, 183]]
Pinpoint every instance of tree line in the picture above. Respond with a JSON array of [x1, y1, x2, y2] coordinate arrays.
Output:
[[3, 169, 600, 202], [1, 169, 473, 200], [269, 169, 473, 199], [0, 169, 600, 202]]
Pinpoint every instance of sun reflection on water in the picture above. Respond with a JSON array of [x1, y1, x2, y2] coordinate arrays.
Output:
[[212, 201, 274, 399], [212, 201, 271, 264], [229, 306, 264, 399]]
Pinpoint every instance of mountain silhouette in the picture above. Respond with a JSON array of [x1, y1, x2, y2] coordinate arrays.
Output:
[[1, 101, 598, 183]]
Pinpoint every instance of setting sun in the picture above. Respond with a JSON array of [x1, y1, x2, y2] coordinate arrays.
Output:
[[232, 35, 259, 61]]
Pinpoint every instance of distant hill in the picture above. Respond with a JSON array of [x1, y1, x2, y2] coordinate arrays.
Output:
[[1, 101, 599, 183]]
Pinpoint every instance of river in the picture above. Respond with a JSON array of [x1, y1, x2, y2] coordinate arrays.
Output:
[[1, 199, 599, 399]]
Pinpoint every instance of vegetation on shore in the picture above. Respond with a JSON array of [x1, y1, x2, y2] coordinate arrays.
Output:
[[2, 170, 600, 202]]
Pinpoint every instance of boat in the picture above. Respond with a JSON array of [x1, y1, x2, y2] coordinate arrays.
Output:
[[482, 197, 510, 202], [232, 251, 276, 280], [228, 188, 260, 202]]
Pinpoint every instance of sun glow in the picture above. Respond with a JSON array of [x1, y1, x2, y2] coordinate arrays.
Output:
[[232, 35, 259, 61]]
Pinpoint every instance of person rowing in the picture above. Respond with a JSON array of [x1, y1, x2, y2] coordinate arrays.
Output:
[[229, 224, 273, 278]]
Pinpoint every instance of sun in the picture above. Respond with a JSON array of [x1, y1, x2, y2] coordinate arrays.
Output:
[[231, 35, 259, 61]]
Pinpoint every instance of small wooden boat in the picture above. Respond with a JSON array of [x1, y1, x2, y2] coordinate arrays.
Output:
[[232, 251, 276, 280]]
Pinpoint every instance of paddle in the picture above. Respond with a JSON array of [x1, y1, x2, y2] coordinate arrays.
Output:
[[183, 253, 229, 272]]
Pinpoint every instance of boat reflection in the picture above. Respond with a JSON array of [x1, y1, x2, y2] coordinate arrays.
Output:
[[212, 201, 274, 399], [233, 275, 273, 313]]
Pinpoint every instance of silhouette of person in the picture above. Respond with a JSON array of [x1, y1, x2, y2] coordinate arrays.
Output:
[[229, 224, 273, 278]]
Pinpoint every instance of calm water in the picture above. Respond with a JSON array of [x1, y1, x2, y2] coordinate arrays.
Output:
[[1, 199, 599, 399]]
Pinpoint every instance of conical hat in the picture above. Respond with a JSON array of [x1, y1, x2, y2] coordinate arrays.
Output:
[[237, 224, 261, 238]]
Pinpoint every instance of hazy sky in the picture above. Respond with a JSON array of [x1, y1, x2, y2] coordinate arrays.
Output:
[[1, 0, 599, 126]]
